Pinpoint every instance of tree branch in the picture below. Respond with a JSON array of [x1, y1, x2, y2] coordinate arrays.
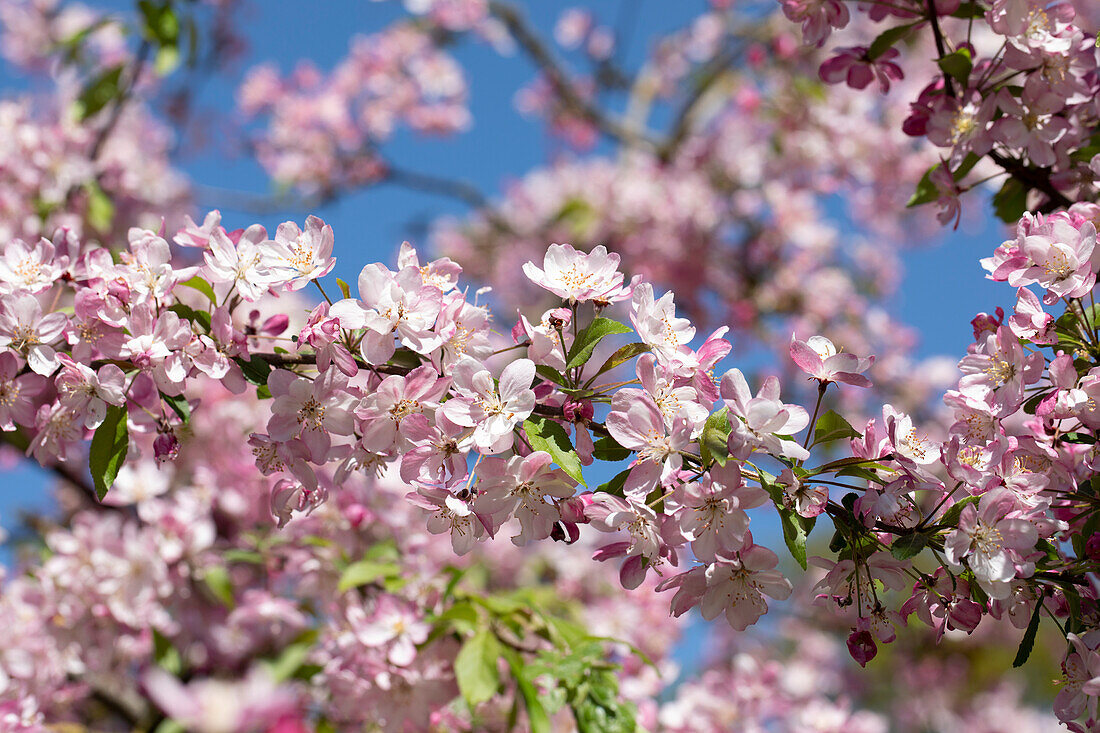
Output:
[[657, 46, 738, 162], [988, 151, 1074, 211], [488, 0, 660, 153]]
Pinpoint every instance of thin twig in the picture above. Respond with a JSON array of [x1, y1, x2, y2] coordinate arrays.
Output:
[[488, 0, 660, 153]]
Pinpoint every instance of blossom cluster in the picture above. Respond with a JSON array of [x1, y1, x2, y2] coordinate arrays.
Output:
[[4, 190, 1099, 725], [238, 23, 470, 194]]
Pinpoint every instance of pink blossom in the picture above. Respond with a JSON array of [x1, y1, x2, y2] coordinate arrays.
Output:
[[720, 368, 810, 462], [789, 334, 874, 387], [696, 544, 793, 631], [265, 216, 336, 290], [438, 356, 535, 454], [819, 47, 903, 94], [267, 367, 356, 462], [329, 263, 442, 363], [475, 450, 577, 545], [522, 243, 636, 304], [0, 292, 67, 375], [944, 489, 1039, 599]]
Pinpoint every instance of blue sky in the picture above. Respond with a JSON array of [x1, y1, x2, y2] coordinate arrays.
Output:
[[0, 0, 1014, 553]]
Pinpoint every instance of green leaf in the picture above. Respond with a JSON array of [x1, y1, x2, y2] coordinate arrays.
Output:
[[455, 630, 501, 707], [166, 302, 211, 333], [139, 0, 180, 45], [868, 22, 917, 60], [154, 45, 180, 76], [179, 275, 217, 304], [336, 277, 352, 299], [813, 409, 861, 446], [815, 456, 890, 474], [588, 342, 650, 382], [595, 467, 631, 497], [73, 64, 124, 120], [1012, 598, 1043, 667], [993, 177, 1028, 223], [592, 436, 630, 462], [160, 391, 190, 423], [89, 404, 129, 500], [433, 601, 479, 636], [266, 630, 320, 683], [761, 473, 813, 570], [699, 406, 732, 467], [337, 559, 401, 593], [504, 649, 551, 733], [890, 532, 929, 560], [202, 566, 234, 607], [523, 417, 586, 486], [152, 628, 182, 675], [223, 549, 265, 564], [535, 364, 567, 387], [236, 355, 273, 386], [937, 47, 973, 86], [84, 180, 115, 232], [1022, 390, 1049, 415], [950, 1, 985, 18], [938, 494, 979, 527], [779, 509, 813, 570], [908, 153, 979, 208], [566, 318, 632, 372]]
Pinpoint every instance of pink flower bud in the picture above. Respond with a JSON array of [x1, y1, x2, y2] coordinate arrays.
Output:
[[154, 431, 180, 463], [261, 314, 290, 336], [559, 494, 593, 524], [847, 629, 877, 667]]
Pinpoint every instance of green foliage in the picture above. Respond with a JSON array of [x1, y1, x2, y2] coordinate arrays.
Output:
[[566, 317, 632, 372], [455, 629, 503, 707], [908, 153, 979, 207], [699, 406, 732, 467], [73, 64, 124, 120], [813, 409, 861, 446], [889, 532, 930, 560], [89, 404, 128, 500], [867, 22, 918, 60], [265, 630, 321, 683], [937, 47, 973, 85], [527, 640, 637, 733], [236, 355, 273, 386], [1012, 598, 1044, 668], [592, 436, 631, 462], [160, 391, 190, 423], [762, 472, 814, 570], [84, 180, 115, 232], [201, 565, 234, 607], [993, 177, 1028, 223], [337, 559, 402, 593], [178, 275, 217, 304], [167, 302, 212, 333], [586, 342, 650, 384], [938, 495, 979, 528], [523, 416, 586, 486]]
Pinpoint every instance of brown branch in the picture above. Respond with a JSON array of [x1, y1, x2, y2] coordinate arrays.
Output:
[[988, 151, 1074, 211], [488, 0, 660, 153], [658, 46, 738, 162]]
